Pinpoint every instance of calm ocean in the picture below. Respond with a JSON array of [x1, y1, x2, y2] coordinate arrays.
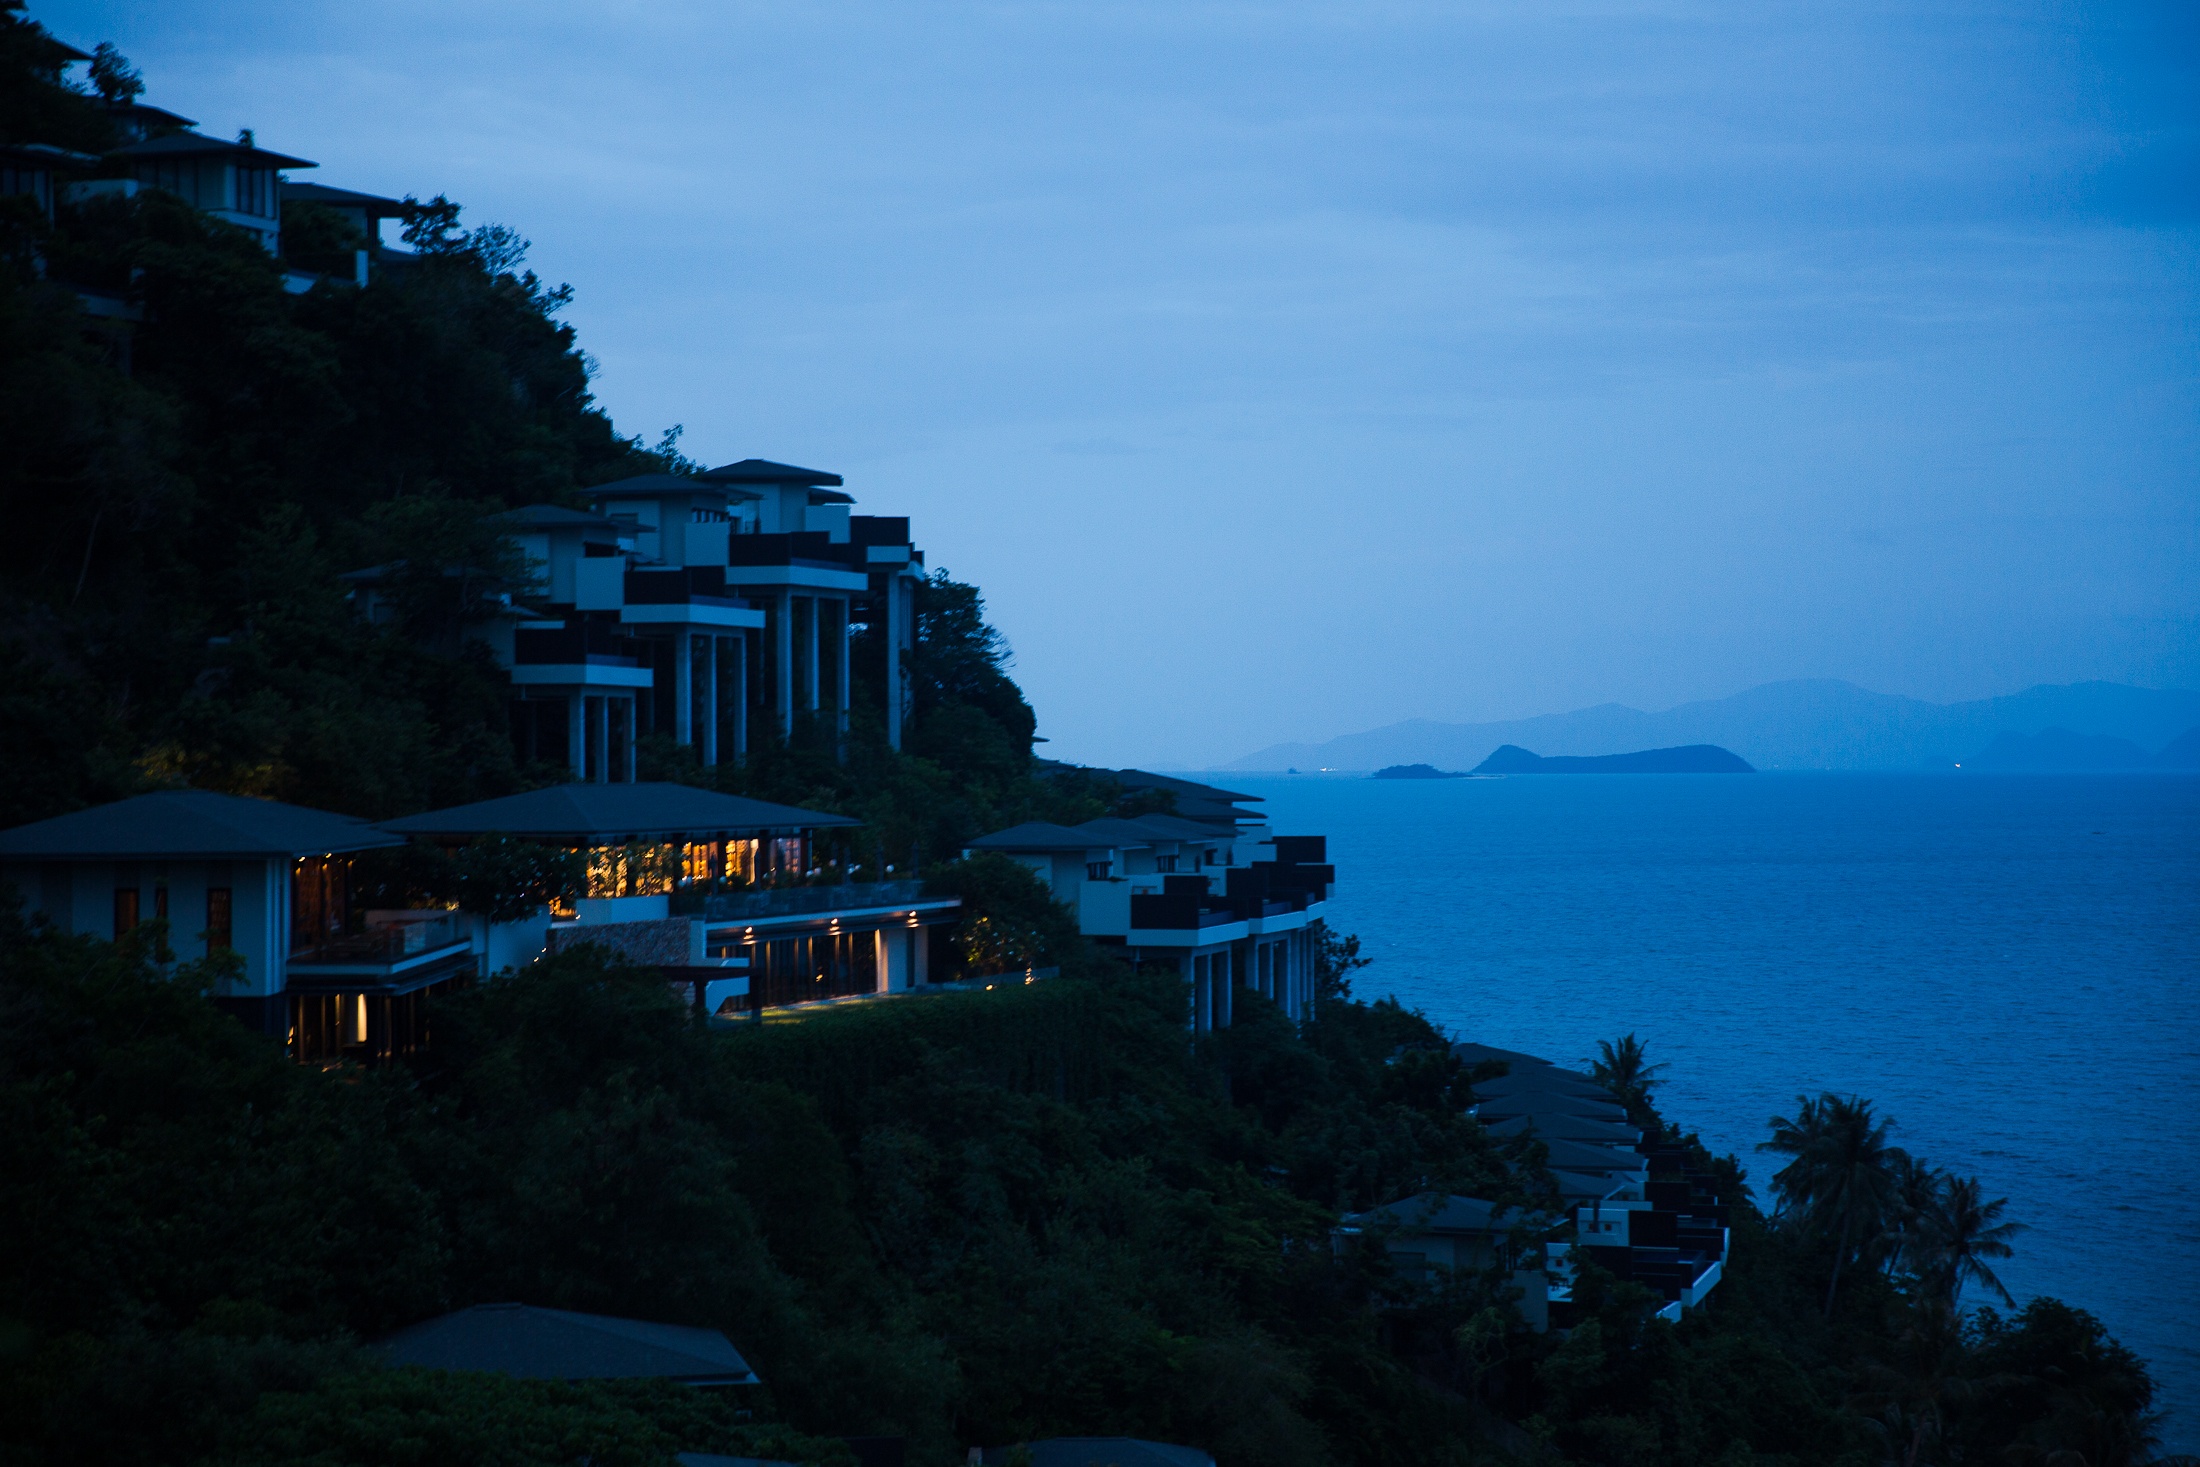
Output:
[[1223, 771, 2200, 1447]]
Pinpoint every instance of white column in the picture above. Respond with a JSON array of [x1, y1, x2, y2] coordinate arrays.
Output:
[[775, 593, 794, 739], [702, 637, 719, 766], [885, 576, 904, 750], [835, 596, 851, 741], [805, 596, 821, 714], [732, 633, 748, 761], [675, 633, 693, 747]]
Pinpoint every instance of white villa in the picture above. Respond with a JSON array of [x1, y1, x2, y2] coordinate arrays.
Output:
[[966, 773, 1334, 1031], [450, 461, 926, 782]]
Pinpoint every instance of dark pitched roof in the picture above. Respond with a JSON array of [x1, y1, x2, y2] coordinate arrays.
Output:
[[0, 790, 401, 860], [1550, 1168, 1636, 1200], [966, 821, 1103, 852], [0, 142, 99, 168], [699, 459, 844, 488], [378, 1304, 757, 1385], [1036, 763, 1266, 826], [110, 101, 198, 130], [984, 1441, 1215, 1467], [1473, 1090, 1627, 1122], [1452, 1042, 1560, 1071], [1067, 817, 1163, 847], [1341, 1192, 1530, 1236], [1114, 769, 1261, 804], [381, 782, 859, 840], [1119, 814, 1235, 841], [113, 130, 315, 170], [1538, 1137, 1647, 1173], [1483, 1112, 1642, 1144], [1471, 1066, 1610, 1099], [484, 504, 623, 532], [281, 180, 405, 214], [586, 473, 746, 502]]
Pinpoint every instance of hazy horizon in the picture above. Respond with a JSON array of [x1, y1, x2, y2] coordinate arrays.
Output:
[[1192, 673, 2200, 771], [47, 0, 2198, 768]]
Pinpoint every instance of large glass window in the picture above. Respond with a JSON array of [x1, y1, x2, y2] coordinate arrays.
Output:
[[291, 856, 347, 953]]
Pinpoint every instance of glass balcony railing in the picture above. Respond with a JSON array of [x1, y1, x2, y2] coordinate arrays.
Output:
[[701, 880, 930, 923], [290, 913, 467, 968]]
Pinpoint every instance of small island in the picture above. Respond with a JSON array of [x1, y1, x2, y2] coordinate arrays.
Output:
[[1372, 763, 1472, 779], [1473, 743, 1755, 774]]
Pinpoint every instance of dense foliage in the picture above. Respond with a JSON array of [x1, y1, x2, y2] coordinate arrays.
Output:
[[0, 910, 2182, 1467]]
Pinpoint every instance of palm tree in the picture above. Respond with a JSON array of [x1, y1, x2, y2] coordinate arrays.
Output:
[[1882, 1148, 1944, 1280], [1918, 1175, 2024, 1307], [1591, 1033, 1667, 1122], [1760, 1092, 1899, 1318]]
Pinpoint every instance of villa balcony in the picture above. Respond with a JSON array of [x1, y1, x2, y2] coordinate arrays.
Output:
[[701, 879, 929, 923], [287, 911, 475, 992]]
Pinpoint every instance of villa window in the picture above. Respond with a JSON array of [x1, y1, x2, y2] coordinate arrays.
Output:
[[1086, 861, 1112, 881], [113, 887, 139, 937], [1154, 855, 1177, 873], [234, 166, 274, 217], [205, 888, 232, 950]]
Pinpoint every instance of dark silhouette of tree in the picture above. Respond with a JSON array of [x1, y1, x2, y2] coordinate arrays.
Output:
[[1919, 1174, 2023, 1307], [1761, 1092, 1899, 1318], [1589, 1033, 1665, 1123]]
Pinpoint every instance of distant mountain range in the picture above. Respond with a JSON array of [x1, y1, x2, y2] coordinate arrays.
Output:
[[1221, 680, 2200, 773]]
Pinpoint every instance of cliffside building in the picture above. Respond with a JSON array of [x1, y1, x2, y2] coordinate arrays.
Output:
[[476, 461, 927, 780], [967, 774, 1332, 1030]]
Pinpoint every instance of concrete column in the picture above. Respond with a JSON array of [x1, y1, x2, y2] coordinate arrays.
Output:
[[1218, 946, 1233, 1030], [774, 593, 794, 739], [805, 596, 821, 714], [732, 634, 748, 761], [675, 633, 693, 747], [835, 596, 851, 741], [701, 637, 719, 766], [885, 576, 904, 751]]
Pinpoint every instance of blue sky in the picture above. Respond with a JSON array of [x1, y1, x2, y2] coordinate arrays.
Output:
[[43, 0, 2198, 767]]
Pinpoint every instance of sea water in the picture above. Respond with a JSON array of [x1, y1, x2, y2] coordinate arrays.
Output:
[[1221, 772, 2200, 1446]]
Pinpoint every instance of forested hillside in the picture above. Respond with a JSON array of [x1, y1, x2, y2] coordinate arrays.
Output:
[[0, 9, 1129, 864]]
